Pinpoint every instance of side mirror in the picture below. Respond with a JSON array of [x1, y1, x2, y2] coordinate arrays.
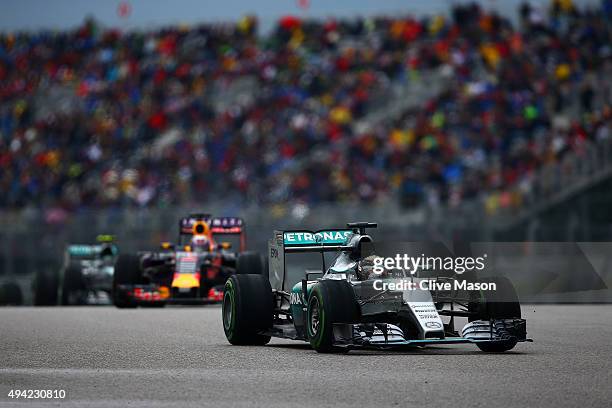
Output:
[[160, 242, 175, 250], [219, 242, 232, 250]]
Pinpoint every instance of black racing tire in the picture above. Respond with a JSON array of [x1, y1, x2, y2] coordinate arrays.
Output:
[[222, 274, 272, 345], [33, 269, 59, 306], [307, 279, 360, 353], [468, 276, 521, 321], [140, 302, 166, 308], [469, 276, 521, 352], [0, 282, 23, 306], [476, 339, 517, 353], [112, 254, 142, 308], [236, 252, 264, 276], [61, 262, 86, 305]]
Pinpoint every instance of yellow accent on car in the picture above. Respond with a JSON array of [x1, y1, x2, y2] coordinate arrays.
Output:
[[171, 273, 199, 289]]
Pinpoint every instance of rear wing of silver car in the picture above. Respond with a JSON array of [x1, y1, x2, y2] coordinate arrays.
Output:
[[267, 223, 377, 290], [65, 242, 118, 265], [267, 229, 353, 291]]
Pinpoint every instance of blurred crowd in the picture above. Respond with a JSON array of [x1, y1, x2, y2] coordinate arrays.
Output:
[[388, 0, 612, 213], [1, 1, 611, 216]]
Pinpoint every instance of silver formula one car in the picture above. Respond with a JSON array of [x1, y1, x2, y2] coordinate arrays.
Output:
[[222, 222, 531, 353], [34, 235, 118, 305]]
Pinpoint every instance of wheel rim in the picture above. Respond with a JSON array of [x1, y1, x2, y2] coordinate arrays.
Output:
[[309, 296, 321, 337], [222, 290, 233, 331]]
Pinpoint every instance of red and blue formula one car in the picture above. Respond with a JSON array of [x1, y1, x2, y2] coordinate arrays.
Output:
[[112, 213, 263, 308]]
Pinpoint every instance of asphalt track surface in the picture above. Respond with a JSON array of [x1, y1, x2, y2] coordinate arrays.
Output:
[[1, 305, 611, 408]]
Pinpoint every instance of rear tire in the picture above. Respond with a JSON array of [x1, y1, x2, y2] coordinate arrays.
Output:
[[113, 254, 142, 308], [307, 280, 360, 353], [236, 252, 264, 275], [33, 269, 58, 306], [469, 276, 521, 352], [222, 274, 272, 345]]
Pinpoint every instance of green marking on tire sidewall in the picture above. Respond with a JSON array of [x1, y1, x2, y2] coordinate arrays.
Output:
[[310, 289, 325, 348], [224, 278, 237, 339]]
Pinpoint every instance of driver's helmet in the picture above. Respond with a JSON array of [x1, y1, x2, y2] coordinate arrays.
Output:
[[356, 255, 383, 281], [100, 245, 116, 266], [191, 235, 211, 251]]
